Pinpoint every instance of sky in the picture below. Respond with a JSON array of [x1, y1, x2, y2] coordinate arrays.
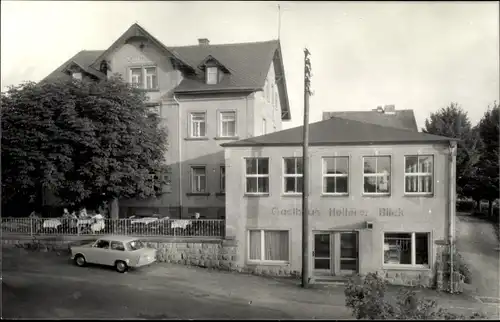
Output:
[[1, 1, 499, 130]]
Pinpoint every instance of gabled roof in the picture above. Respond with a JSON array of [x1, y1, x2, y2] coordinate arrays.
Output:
[[39, 23, 292, 120], [41, 50, 105, 83], [89, 23, 195, 74], [322, 109, 418, 132], [169, 39, 291, 120], [221, 116, 455, 148], [169, 40, 278, 93]]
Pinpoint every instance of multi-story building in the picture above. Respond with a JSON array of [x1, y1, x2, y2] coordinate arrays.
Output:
[[221, 113, 457, 285], [43, 23, 291, 219]]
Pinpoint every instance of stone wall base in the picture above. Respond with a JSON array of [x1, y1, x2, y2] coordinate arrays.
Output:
[[376, 269, 433, 288]]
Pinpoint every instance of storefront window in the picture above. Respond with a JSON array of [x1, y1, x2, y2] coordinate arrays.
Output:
[[383, 232, 429, 266], [248, 230, 289, 262]]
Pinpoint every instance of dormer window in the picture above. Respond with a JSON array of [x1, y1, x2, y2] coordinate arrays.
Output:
[[206, 67, 218, 85], [72, 72, 82, 80], [198, 55, 229, 85]]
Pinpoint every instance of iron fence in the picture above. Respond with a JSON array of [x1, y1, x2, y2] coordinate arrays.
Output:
[[1, 217, 225, 238]]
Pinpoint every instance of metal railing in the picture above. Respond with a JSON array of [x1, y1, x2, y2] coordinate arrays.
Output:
[[1, 217, 225, 238]]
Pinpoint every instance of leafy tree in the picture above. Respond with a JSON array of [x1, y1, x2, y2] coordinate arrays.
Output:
[[1, 75, 168, 218], [422, 103, 481, 198], [475, 102, 499, 216]]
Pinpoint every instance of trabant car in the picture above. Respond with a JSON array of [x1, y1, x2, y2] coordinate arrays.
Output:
[[70, 235, 156, 273]]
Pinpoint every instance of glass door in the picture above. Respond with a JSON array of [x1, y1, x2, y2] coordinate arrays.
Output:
[[337, 232, 359, 275], [313, 233, 332, 276]]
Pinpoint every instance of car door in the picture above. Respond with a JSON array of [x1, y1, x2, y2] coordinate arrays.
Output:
[[91, 239, 111, 265], [109, 241, 127, 266]]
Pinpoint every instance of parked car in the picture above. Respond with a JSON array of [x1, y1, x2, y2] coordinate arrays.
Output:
[[70, 235, 157, 273]]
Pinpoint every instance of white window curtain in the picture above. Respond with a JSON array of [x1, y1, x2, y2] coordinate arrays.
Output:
[[264, 231, 289, 261], [249, 230, 262, 260], [249, 230, 289, 262]]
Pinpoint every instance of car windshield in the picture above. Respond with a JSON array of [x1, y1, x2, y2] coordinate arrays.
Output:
[[127, 240, 144, 251]]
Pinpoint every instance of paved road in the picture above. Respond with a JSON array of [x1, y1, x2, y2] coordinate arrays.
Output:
[[455, 213, 500, 301], [1, 248, 351, 319]]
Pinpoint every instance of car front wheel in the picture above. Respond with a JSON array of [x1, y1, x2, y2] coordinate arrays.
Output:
[[115, 260, 128, 273], [74, 254, 86, 267]]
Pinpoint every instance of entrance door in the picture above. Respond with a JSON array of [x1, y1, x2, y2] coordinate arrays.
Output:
[[313, 233, 332, 276], [335, 232, 359, 276]]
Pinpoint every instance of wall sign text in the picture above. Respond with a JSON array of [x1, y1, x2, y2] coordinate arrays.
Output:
[[270, 207, 405, 217]]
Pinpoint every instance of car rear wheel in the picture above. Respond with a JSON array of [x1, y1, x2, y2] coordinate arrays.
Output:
[[115, 260, 128, 273], [74, 254, 86, 267]]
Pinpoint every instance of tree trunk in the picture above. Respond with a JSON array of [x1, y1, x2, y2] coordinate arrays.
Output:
[[488, 200, 493, 217], [110, 197, 119, 219]]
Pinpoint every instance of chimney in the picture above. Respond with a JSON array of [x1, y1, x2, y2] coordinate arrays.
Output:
[[372, 106, 384, 113], [198, 38, 210, 46], [384, 104, 396, 114]]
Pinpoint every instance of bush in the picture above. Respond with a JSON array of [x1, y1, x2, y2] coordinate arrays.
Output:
[[344, 273, 486, 320], [441, 249, 472, 284]]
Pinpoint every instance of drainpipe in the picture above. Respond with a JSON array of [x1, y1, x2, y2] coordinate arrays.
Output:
[[448, 141, 457, 293], [173, 94, 182, 219]]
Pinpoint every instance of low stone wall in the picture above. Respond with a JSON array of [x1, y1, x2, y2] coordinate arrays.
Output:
[[2, 235, 302, 279], [243, 264, 301, 278], [144, 239, 238, 271], [1, 235, 242, 272]]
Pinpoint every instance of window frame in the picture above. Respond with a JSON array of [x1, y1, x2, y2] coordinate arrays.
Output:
[[283, 157, 303, 195], [144, 66, 158, 90], [72, 72, 82, 80], [94, 239, 110, 249], [206, 66, 219, 85], [382, 232, 431, 269], [322, 156, 350, 196], [218, 110, 237, 138], [362, 155, 392, 196], [404, 155, 434, 195], [190, 166, 207, 193], [189, 112, 207, 138], [247, 229, 290, 264], [110, 241, 125, 251], [244, 157, 270, 195], [129, 67, 143, 88]]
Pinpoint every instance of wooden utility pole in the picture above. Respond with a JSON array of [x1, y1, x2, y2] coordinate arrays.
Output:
[[301, 48, 312, 288]]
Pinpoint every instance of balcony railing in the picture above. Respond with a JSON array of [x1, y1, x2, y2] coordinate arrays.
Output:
[[1, 217, 225, 238]]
